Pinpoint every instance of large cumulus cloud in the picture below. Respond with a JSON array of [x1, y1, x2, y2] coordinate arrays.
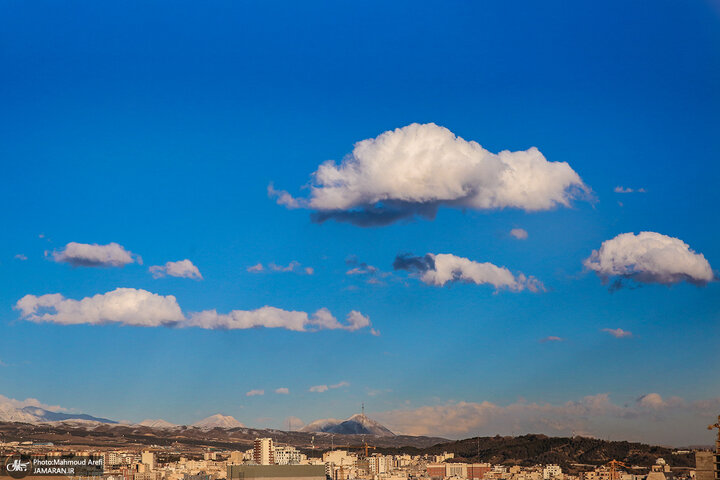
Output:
[[270, 123, 589, 226], [394, 252, 544, 292], [15, 288, 373, 333], [584, 232, 714, 288]]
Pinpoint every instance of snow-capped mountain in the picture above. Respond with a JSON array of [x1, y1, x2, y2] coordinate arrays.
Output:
[[0, 402, 116, 425], [20, 406, 116, 424], [138, 419, 177, 429], [191, 414, 245, 429], [300, 413, 394, 436]]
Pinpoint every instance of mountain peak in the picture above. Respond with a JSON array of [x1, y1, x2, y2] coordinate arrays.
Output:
[[138, 419, 177, 429], [300, 413, 394, 436], [191, 414, 244, 429]]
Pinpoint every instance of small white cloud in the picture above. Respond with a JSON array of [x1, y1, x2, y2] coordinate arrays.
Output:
[[247, 263, 264, 273], [330, 381, 350, 389], [52, 242, 141, 267], [272, 123, 589, 226], [510, 228, 529, 240], [149, 259, 203, 280], [14, 254, 28, 261], [275, 388, 289, 395], [268, 183, 304, 209], [394, 253, 544, 292], [602, 328, 632, 338], [304, 267, 314, 275], [246, 389, 265, 397], [584, 232, 714, 287]]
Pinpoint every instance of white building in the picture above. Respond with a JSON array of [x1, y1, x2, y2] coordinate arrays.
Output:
[[543, 465, 562, 480], [275, 446, 303, 465]]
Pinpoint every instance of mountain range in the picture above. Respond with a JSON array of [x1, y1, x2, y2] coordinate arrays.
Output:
[[0, 401, 390, 436]]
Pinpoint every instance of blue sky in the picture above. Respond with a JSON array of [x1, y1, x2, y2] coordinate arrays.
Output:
[[1, 1, 719, 446]]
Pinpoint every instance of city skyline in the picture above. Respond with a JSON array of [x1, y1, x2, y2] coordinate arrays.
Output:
[[1, 1, 719, 447]]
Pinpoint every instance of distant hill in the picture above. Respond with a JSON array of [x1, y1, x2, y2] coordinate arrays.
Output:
[[409, 434, 696, 471], [301, 413, 394, 437]]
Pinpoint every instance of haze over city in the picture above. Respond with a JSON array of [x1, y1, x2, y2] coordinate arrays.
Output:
[[1, 0, 719, 449]]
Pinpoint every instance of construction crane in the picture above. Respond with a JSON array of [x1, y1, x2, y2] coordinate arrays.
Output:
[[607, 460, 628, 480], [708, 415, 720, 452], [345, 440, 376, 457]]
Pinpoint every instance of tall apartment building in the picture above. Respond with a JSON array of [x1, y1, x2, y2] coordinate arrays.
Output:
[[253, 438, 275, 465], [141, 451, 156, 471]]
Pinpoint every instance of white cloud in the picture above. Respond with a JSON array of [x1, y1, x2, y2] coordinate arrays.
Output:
[[16, 288, 184, 327], [149, 259, 203, 280], [614, 186, 646, 193], [0, 393, 70, 413], [637, 393, 671, 409], [246, 389, 264, 397], [304, 267, 314, 275], [602, 328, 632, 338], [247, 263, 264, 273], [15, 288, 373, 333], [189, 307, 370, 332], [540, 336, 564, 342], [275, 388, 289, 395], [510, 228, 528, 240], [271, 123, 589, 226], [14, 254, 28, 261], [584, 232, 714, 287], [394, 253, 544, 292], [374, 394, 624, 438], [52, 242, 141, 267]]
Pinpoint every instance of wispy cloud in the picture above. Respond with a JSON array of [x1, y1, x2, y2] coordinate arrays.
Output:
[[15, 288, 374, 333], [540, 336, 564, 342], [246, 389, 265, 397], [309, 381, 350, 393], [52, 242, 141, 267], [602, 328, 633, 338], [614, 186, 646, 193], [14, 254, 28, 261], [275, 388, 289, 395], [247, 261, 314, 275]]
